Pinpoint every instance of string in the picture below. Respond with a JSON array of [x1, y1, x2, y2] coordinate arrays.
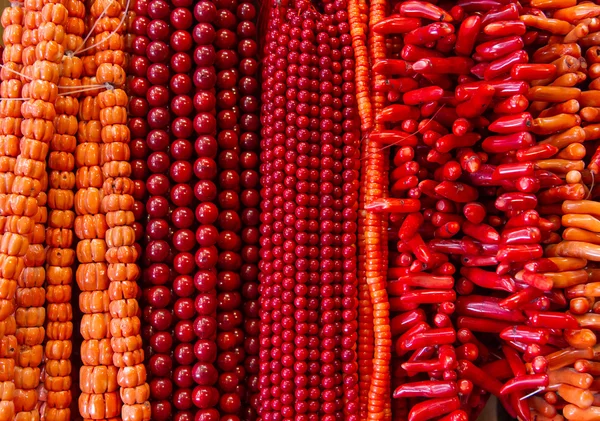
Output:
[[57, 86, 108, 95], [0, 64, 33, 81], [74, 0, 115, 55], [74, 0, 131, 56], [587, 170, 595, 200], [520, 387, 545, 401], [360, 103, 447, 161]]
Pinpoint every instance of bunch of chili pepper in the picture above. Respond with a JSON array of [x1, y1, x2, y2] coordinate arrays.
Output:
[[354, 0, 600, 420]]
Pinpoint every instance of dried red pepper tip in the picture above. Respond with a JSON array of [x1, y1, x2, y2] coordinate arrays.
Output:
[[500, 374, 549, 396], [393, 381, 458, 399], [398, 0, 453, 22], [481, 3, 519, 26], [456, 295, 526, 322], [372, 16, 422, 34]]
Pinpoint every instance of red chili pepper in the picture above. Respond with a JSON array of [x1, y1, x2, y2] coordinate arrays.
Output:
[[403, 44, 444, 62], [408, 397, 461, 421], [493, 95, 530, 115], [435, 133, 481, 153], [500, 374, 549, 395], [456, 295, 526, 322], [434, 222, 461, 238], [501, 227, 542, 245], [436, 34, 457, 54], [419, 118, 449, 134], [457, 360, 504, 396], [457, 328, 490, 361], [404, 22, 455, 46], [456, 80, 529, 99], [374, 77, 420, 93], [495, 193, 538, 212], [394, 273, 455, 289], [365, 198, 421, 213], [458, 316, 512, 333], [373, 59, 414, 76], [434, 181, 478, 203], [373, 16, 423, 34], [470, 62, 489, 79], [439, 344, 458, 370], [412, 57, 474, 75], [519, 271, 553, 291], [456, 84, 495, 118], [475, 36, 525, 61], [505, 210, 540, 229], [408, 233, 436, 263], [463, 221, 500, 244], [481, 359, 513, 380], [402, 359, 444, 374], [398, 212, 424, 242], [500, 325, 551, 345], [391, 309, 427, 335], [434, 312, 453, 328], [427, 149, 453, 165], [438, 410, 469, 421], [516, 144, 559, 162], [404, 86, 444, 105], [481, 3, 519, 25], [503, 345, 526, 377], [511, 63, 557, 81], [456, 343, 478, 362], [397, 322, 429, 355], [461, 267, 515, 292], [377, 104, 421, 123], [493, 162, 535, 180], [500, 287, 544, 310], [456, 148, 482, 173], [461, 255, 498, 267], [399, 0, 454, 22], [485, 50, 529, 80], [462, 202, 485, 224], [498, 245, 543, 263], [403, 328, 457, 351], [429, 239, 480, 255], [482, 132, 534, 154], [489, 113, 533, 134], [399, 290, 457, 306], [528, 311, 579, 329], [484, 20, 526, 37], [394, 380, 459, 399], [524, 258, 559, 273]]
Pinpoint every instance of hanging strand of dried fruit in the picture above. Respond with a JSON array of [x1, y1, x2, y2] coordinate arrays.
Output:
[[0, 1, 27, 419], [75, 3, 121, 418], [88, 0, 151, 417], [42, 0, 86, 417]]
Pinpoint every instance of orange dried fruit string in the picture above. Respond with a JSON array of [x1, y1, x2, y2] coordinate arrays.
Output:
[[0, 1, 27, 420], [42, 0, 86, 419], [14, 0, 68, 419], [90, 0, 150, 417], [74, 4, 121, 419], [364, 0, 392, 419]]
